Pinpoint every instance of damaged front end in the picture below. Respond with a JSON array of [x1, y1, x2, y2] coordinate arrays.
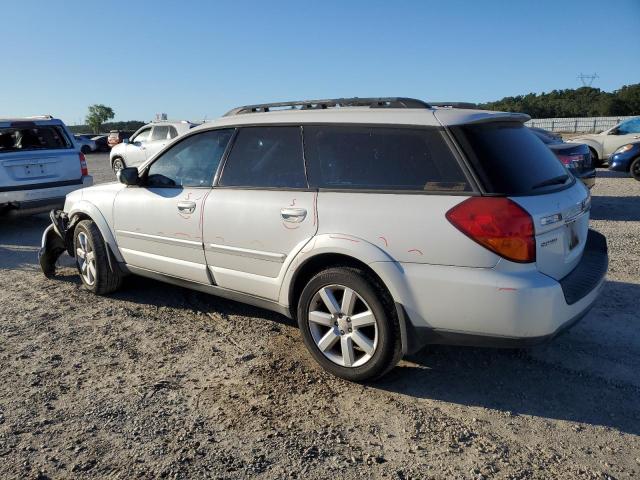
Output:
[[38, 209, 80, 277]]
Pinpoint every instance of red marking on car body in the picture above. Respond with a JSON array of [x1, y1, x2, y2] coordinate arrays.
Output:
[[498, 287, 518, 291], [407, 248, 423, 255], [379, 236, 389, 247], [330, 235, 360, 243]]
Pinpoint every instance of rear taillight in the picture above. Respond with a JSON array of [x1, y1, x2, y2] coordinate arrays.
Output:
[[446, 197, 536, 263], [557, 154, 583, 166], [79, 152, 89, 176]]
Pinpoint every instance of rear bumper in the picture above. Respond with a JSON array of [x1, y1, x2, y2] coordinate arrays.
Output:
[[0, 176, 92, 215], [395, 230, 608, 354]]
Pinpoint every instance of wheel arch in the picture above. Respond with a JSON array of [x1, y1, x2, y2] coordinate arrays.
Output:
[[67, 200, 124, 263], [282, 234, 412, 318]]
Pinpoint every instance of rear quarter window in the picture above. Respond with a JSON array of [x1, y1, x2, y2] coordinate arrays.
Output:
[[451, 122, 572, 196], [303, 126, 470, 192], [0, 125, 72, 152]]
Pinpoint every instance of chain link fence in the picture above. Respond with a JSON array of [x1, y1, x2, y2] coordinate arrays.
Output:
[[526, 116, 635, 134]]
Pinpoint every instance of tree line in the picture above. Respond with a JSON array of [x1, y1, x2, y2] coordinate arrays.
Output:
[[479, 83, 640, 118], [68, 120, 146, 134]]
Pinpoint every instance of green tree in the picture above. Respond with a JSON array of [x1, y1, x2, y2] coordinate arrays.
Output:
[[85, 104, 115, 133]]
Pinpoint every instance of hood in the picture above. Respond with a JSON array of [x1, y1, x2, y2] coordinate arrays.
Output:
[[568, 132, 605, 143], [64, 181, 126, 211]]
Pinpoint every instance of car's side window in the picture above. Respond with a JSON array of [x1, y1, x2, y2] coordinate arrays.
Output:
[[304, 125, 470, 192], [219, 127, 307, 188], [168, 126, 178, 139], [146, 129, 234, 188], [151, 126, 170, 141], [131, 127, 151, 144], [617, 118, 640, 135]]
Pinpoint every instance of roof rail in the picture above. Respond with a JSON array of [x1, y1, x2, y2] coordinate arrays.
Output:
[[224, 97, 431, 116], [430, 102, 479, 109]]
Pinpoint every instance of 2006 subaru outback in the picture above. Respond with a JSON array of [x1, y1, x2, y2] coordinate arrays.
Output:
[[39, 98, 608, 381]]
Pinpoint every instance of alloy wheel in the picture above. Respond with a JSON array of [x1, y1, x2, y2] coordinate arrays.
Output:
[[307, 284, 379, 367], [76, 231, 97, 286]]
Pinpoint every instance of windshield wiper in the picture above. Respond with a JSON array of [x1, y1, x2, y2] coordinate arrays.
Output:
[[531, 174, 569, 189]]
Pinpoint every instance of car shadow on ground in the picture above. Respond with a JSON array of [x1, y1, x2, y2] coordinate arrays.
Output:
[[0, 214, 53, 270], [590, 195, 640, 221], [375, 280, 640, 436], [595, 169, 628, 179]]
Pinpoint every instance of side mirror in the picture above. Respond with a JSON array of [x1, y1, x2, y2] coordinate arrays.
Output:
[[122, 138, 130, 144], [118, 167, 139, 186], [608, 128, 619, 135]]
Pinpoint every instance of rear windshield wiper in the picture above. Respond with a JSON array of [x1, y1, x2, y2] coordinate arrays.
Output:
[[531, 174, 569, 189]]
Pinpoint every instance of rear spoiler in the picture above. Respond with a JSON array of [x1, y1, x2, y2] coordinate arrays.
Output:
[[434, 109, 531, 127]]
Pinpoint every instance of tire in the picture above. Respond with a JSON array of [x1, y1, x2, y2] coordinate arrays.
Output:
[[589, 148, 602, 168], [296, 267, 402, 382], [81, 145, 91, 154], [112, 157, 125, 174], [73, 220, 123, 295], [631, 157, 640, 181]]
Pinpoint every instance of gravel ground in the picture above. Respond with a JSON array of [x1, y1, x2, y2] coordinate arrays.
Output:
[[0, 154, 638, 479]]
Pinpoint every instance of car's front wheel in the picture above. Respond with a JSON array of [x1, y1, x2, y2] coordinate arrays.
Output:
[[112, 157, 125, 175], [297, 267, 402, 381], [630, 157, 640, 181], [73, 220, 123, 295]]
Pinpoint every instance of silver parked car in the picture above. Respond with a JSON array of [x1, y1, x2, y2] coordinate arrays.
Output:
[[569, 116, 640, 166], [39, 98, 607, 381], [109, 120, 198, 173], [1, 116, 92, 217]]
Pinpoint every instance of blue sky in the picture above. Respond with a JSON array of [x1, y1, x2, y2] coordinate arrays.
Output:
[[2, 0, 639, 124]]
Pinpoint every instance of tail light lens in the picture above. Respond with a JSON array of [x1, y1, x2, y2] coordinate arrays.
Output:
[[446, 197, 536, 263], [557, 154, 583, 166], [79, 152, 89, 176]]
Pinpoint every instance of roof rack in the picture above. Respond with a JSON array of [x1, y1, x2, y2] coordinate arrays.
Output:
[[224, 97, 431, 116], [430, 102, 478, 109]]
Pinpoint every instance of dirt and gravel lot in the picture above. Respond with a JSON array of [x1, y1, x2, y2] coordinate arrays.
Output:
[[0, 153, 638, 479]]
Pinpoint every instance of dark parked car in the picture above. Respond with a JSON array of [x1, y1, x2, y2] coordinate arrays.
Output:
[[530, 128, 596, 188], [91, 135, 110, 152], [609, 142, 640, 181], [107, 130, 134, 148]]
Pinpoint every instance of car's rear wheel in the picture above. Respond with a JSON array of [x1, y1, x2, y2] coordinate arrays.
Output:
[[297, 267, 402, 381], [73, 220, 123, 295], [112, 157, 125, 174], [589, 148, 601, 167], [631, 157, 640, 181]]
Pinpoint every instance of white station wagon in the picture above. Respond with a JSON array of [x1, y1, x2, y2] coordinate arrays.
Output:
[[39, 98, 608, 381]]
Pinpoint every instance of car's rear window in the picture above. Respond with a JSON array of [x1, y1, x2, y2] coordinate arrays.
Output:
[[0, 125, 72, 153], [451, 122, 572, 195], [303, 126, 470, 192]]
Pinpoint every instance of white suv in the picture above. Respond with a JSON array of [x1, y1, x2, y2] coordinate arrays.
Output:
[[39, 98, 608, 381], [109, 120, 198, 173], [1, 116, 92, 217]]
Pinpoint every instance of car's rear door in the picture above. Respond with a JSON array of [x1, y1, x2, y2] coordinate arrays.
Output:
[[0, 120, 81, 191], [202, 126, 317, 300], [113, 129, 234, 283]]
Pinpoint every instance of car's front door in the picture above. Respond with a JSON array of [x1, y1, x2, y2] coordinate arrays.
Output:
[[603, 118, 640, 157], [124, 126, 152, 168], [113, 129, 234, 283], [202, 126, 317, 300], [145, 125, 171, 160]]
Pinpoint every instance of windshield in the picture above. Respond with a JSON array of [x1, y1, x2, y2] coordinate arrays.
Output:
[[452, 122, 572, 195]]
